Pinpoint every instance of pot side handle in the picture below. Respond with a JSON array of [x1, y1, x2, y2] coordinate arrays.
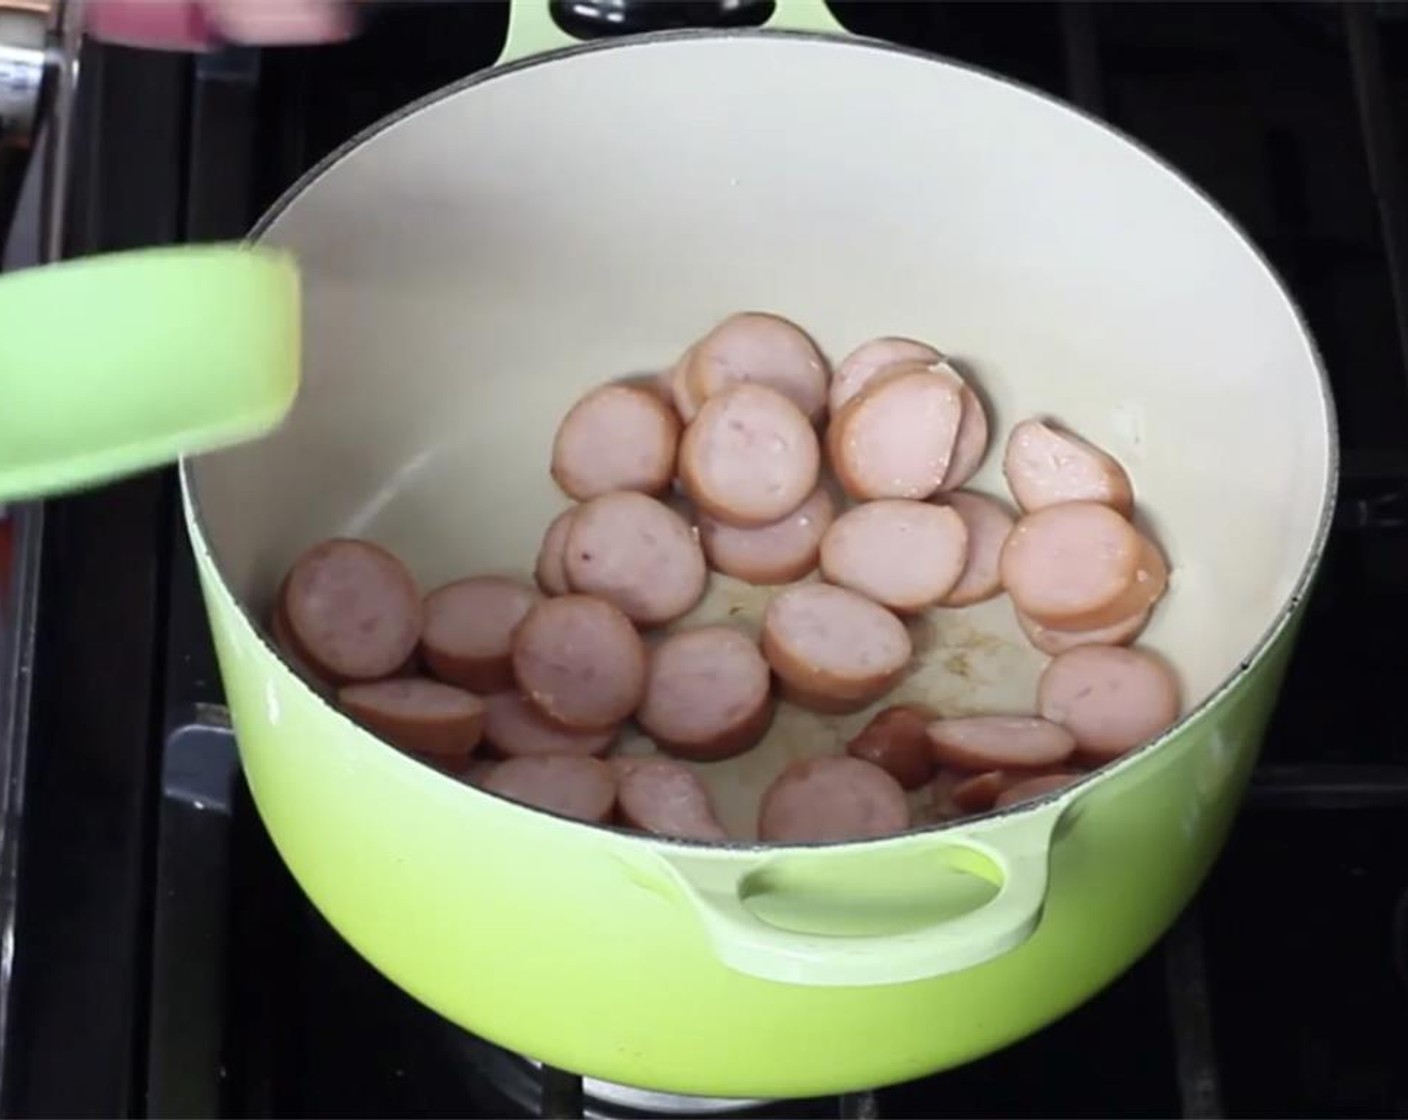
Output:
[[499, 0, 850, 66], [652, 809, 1059, 988]]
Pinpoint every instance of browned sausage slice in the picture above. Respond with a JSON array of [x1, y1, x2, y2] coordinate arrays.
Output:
[[819, 499, 969, 613], [761, 583, 913, 713], [938, 381, 991, 492], [1015, 604, 1151, 656], [511, 594, 647, 731], [994, 772, 1081, 808], [827, 363, 964, 501], [420, 575, 541, 693], [637, 626, 774, 762], [551, 383, 681, 501], [280, 538, 423, 683], [1003, 418, 1134, 516], [949, 770, 1008, 814], [534, 506, 578, 597], [562, 491, 708, 627], [926, 716, 1077, 771], [830, 336, 943, 414], [615, 757, 729, 841], [939, 490, 1015, 607], [696, 485, 835, 585], [482, 691, 618, 758], [338, 677, 486, 765], [683, 311, 830, 422], [678, 383, 821, 527], [758, 755, 911, 843], [1037, 644, 1181, 760], [845, 703, 938, 790], [481, 755, 617, 823], [1000, 501, 1168, 631]]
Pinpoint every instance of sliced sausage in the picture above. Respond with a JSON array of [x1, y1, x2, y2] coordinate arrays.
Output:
[[938, 381, 991, 491], [678, 383, 821, 527], [482, 691, 617, 758], [420, 575, 541, 693], [761, 583, 913, 713], [551, 383, 681, 501], [830, 336, 943, 414], [845, 704, 938, 790], [696, 485, 835, 585], [926, 716, 1077, 771], [637, 626, 774, 762], [819, 499, 968, 613], [338, 677, 486, 764], [615, 757, 729, 841], [994, 772, 1082, 809], [1003, 418, 1134, 516], [1037, 644, 1181, 760], [999, 501, 1169, 631], [668, 346, 704, 422], [1015, 604, 1151, 656], [827, 363, 964, 501], [459, 757, 499, 787], [938, 490, 1014, 607], [511, 594, 647, 731], [683, 311, 829, 422], [758, 755, 911, 843], [949, 770, 1009, 814], [561, 491, 707, 627], [534, 506, 578, 597], [280, 538, 423, 684], [481, 755, 617, 823]]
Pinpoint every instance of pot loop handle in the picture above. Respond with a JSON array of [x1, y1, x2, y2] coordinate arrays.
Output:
[[650, 809, 1060, 988], [500, 0, 849, 65]]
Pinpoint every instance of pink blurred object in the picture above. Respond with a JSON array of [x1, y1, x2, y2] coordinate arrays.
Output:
[[84, 0, 353, 50]]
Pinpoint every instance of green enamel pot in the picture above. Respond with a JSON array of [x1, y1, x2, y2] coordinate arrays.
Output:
[[15, 0, 1334, 1101]]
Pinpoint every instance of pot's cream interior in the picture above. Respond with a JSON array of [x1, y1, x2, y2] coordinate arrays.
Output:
[[189, 33, 1332, 838]]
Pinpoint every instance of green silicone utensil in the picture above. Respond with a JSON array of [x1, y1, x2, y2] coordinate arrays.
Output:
[[0, 243, 300, 501]]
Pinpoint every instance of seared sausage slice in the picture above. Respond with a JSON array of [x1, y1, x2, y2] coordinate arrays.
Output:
[[938, 490, 1014, 607], [551, 383, 681, 500], [338, 677, 486, 764], [280, 538, 423, 683], [562, 492, 708, 627], [758, 755, 911, 843], [761, 583, 912, 713], [679, 383, 821, 527], [1000, 501, 1168, 630], [511, 595, 647, 731], [827, 363, 963, 501], [482, 691, 617, 758], [949, 770, 1008, 814], [937, 380, 991, 492], [534, 507, 578, 597], [683, 311, 830, 422], [830, 336, 942, 414], [926, 716, 1077, 771], [845, 704, 938, 790], [994, 772, 1081, 808], [1015, 604, 1151, 656], [638, 626, 774, 762], [481, 755, 617, 823], [696, 485, 835, 586], [819, 499, 968, 613], [615, 757, 728, 841], [420, 575, 541, 693], [1003, 418, 1134, 516], [1037, 644, 1181, 760]]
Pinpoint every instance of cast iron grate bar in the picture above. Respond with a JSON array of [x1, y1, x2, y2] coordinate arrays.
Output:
[[539, 1064, 584, 1119], [1163, 910, 1224, 1120], [839, 1089, 880, 1118], [1248, 764, 1408, 809], [1058, 0, 1105, 115]]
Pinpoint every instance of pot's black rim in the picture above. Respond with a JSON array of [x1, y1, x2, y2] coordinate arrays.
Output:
[[180, 24, 1341, 856]]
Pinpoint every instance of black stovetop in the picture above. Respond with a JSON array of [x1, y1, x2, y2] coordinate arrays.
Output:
[[6, 3, 1408, 1117]]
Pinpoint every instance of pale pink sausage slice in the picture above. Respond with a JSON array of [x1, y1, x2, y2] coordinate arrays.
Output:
[[830, 336, 943, 414], [938, 382, 991, 492], [1003, 418, 1134, 516], [939, 490, 1014, 607], [845, 704, 938, 790], [683, 312, 830, 422], [280, 538, 423, 684], [615, 757, 728, 841], [668, 347, 704, 422], [1015, 604, 1151, 656], [678, 383, 821, 527], [562, 492, 708, 627], [511, 595, 647, 731], [482, 691, 617, 758], [696, 485, 835, 585], [827, 363, 963, 501], [994, 772, 1082, 809], [482, 755, 617, 823], [637, 626, 775, 762], [420, 576, 541, 693], [926, 716, 1077, 771], [1000, 501, 1168, 631], [819, 499, 968, 613], [534, 507, 578, 597], [758, 755, 911, 843], [1037, 644, 1181, 760], [761, 583, 913, 713], [550, 383, 681, 501], [338, 677, 486, 764]]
